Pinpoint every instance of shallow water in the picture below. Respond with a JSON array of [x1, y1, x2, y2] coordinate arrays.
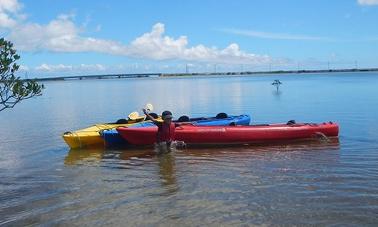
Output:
[[1, 72, 378, 226]]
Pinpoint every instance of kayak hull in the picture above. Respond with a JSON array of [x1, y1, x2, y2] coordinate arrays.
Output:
[[117, 122, 339, 146], [62, 117, 146, 149], [102, 114, 251, 147], [101, 122, 155, 147]]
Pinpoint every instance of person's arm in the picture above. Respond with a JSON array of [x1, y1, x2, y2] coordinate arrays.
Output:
[[143, 109, 159, 124]]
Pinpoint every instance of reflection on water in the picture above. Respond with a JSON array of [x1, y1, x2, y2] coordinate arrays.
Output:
[[272, 90, 282, 97], [64, 138, 340, 165], [157, 153, 178, 194], [64, 148, 105, 165]]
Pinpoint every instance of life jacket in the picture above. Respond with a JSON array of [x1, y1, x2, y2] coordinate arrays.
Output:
[[157, 122, 175, 143]]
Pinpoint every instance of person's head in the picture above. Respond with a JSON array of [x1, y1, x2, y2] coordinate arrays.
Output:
[[162, 110, 173, 123]]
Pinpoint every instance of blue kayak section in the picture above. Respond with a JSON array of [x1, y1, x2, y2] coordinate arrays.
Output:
[[193, 114, 250, 126], [100, 122, 156, 147], [101, 114, 251, 147], [100, 129, 125, 147], [129, 122, 156, 128]]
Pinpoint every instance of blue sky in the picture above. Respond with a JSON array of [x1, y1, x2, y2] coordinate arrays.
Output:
[[1, 0, 378, 77]]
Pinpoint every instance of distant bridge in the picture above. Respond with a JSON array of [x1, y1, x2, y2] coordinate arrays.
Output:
[[31, 73, 162, 81], [23, 67, 378, 82]]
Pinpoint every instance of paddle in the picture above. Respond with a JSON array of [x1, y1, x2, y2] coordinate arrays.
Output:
[[127, 111, 140, 121], [142, 103, 155, 120], [128, 103, 154, 121], [145, 103, 154, 113]]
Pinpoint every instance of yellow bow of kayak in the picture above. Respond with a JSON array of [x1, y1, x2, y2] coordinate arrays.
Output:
[[62, 116, 147, 149]]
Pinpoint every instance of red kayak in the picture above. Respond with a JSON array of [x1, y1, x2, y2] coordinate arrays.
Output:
[[116, 122, 339, 146]]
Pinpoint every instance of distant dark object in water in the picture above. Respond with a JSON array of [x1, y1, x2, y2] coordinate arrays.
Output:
[[272, 79, 282, 91]]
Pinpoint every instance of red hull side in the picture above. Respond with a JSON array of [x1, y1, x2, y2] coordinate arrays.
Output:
[[117, 122, 339, 146]]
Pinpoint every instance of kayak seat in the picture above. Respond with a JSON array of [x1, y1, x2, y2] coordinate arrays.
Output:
[[149, 112, 159, 119], [287, 120, 296, 125], [178, 115, 190, 122], [216, 112, 228, 119], [115, 119, 128, 124]]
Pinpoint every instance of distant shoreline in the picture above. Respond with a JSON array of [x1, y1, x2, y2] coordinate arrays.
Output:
[[161, 67, 378, 77], [27, 67, 378, 82]]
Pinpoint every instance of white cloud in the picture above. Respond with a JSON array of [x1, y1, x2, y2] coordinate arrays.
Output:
[[1, 0, 278, 66], [358, 0, 378, 5], [0, 0, 22, 28], [127, 23, 274, 65], [8, 14, 126, 54], [79, 63, 106, 71], [18, 64, 29, 71], [35, 63, 73, 72], [219, 28, 332, 41], [9, 19, 274, 65], [34, 63, 106, 73], [0, 0, 21, 12]]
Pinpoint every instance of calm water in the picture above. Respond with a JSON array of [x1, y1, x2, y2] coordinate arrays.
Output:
[[1, 73, 378, 226]]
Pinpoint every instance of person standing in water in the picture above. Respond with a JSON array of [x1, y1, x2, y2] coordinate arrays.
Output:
[[143, 109, 176, 153]]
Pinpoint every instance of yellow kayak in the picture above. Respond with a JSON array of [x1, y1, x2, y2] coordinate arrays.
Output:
[[62, 117, 146, 149]]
